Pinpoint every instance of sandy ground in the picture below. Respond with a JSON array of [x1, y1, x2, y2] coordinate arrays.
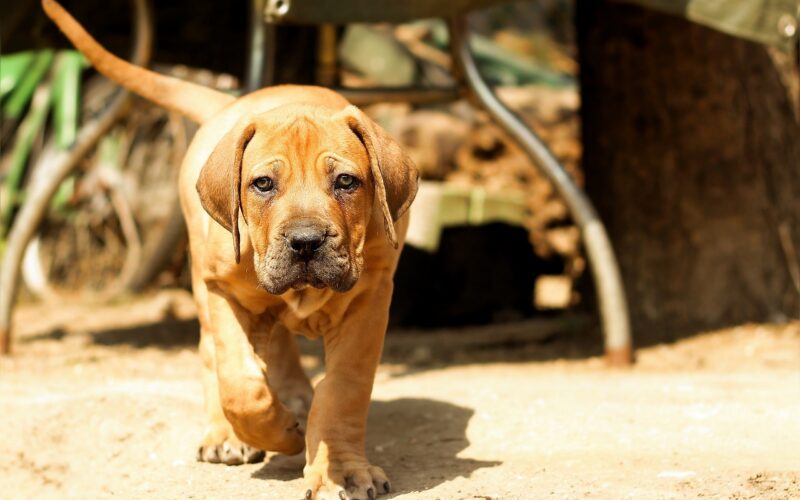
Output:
[[1, 290, 799, 499]]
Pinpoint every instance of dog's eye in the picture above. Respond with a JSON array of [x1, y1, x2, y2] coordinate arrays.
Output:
[[334, 174, 359, 191], [252, 176, 274, 192]]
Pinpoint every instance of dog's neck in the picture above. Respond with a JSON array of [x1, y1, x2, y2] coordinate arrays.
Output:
[[282, 287, 335, 320]]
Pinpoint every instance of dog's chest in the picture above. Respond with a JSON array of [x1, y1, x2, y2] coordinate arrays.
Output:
[[282, 288, 334, 319], [276, 288, 354, 338]]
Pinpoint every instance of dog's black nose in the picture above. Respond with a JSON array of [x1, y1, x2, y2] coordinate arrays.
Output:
[[287, 225, 327, 260]]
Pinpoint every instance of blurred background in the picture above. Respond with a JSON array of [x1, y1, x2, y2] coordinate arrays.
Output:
[[1, 0, 798, 498], [2, 0, 798, 341]]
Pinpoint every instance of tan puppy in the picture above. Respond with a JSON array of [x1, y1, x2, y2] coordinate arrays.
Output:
[[43, 2, 418, 499]]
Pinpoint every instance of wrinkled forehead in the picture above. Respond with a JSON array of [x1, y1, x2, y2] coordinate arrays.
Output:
[[242, 108, 369, 168]]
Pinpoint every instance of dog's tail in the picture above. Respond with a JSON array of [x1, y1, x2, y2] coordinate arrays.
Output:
[[42, 0, 235, 124]]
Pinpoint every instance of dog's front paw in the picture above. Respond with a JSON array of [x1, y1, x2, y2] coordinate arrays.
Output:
[[304, 460, 390, 500], [197, 422, 265, 465]]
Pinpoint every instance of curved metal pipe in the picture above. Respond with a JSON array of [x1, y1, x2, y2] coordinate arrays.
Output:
[[447, 16, 632, 364], [0, 0, 153, 354]]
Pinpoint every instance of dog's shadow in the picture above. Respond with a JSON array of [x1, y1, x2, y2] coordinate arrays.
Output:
[[251, 397, 499, 496]]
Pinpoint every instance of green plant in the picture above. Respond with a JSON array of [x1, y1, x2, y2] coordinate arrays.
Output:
[[0, 50, 87, 241]]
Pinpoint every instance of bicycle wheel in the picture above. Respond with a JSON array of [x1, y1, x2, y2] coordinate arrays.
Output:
[[21, 82, 193, 301]]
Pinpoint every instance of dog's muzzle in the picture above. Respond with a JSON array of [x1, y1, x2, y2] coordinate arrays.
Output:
[[256, 219, 357, 295]]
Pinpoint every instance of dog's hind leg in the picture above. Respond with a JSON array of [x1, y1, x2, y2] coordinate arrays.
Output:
[[263, 324, 314, 430]]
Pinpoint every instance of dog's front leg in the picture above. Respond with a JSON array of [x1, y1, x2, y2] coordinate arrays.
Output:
[[206, 288, 305, 455], [303, 276, 393, 500]]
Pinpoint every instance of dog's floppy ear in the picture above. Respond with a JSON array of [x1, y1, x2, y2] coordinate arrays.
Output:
[[338, 105, 419, 248], [196, 119, 257, 263]]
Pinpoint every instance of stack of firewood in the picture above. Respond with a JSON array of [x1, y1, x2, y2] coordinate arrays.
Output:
[[366, 83, 584, 309]]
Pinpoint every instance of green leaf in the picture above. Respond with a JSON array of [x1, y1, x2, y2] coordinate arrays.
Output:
[[52, 51, 86, 150], [2, 50, 55, 121], [0, 52, 36, 99]]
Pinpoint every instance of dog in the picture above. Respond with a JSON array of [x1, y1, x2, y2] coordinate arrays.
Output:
[[42, 1, 419, 498]]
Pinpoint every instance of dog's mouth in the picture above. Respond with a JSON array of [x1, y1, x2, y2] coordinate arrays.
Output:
[[289, 264, 328, 291], [257, 254, 358, 295]]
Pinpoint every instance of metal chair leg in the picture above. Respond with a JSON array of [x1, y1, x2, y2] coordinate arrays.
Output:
[[245, 0, 276, 91], [448, 16, 632, 365]]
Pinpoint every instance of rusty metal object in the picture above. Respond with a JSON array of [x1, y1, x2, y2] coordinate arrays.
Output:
[[336, 86, 458, 106], [605, 345, 634, 367], [316, 24, 338, 87]]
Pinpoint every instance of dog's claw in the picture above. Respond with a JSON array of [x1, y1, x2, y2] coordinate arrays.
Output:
[[306, 462, 388, 499], [383, 481, 391, 493], [197, 433, 265, 465], [305, 489, 313, 500]]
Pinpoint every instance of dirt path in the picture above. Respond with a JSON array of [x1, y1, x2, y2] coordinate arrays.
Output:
[[2, 290, 798, 499]]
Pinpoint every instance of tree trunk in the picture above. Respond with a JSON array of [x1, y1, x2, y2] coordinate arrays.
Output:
[[576, 2, 800, 344]]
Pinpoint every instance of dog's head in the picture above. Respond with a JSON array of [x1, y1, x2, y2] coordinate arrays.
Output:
[[196, 104, 418, 295]]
